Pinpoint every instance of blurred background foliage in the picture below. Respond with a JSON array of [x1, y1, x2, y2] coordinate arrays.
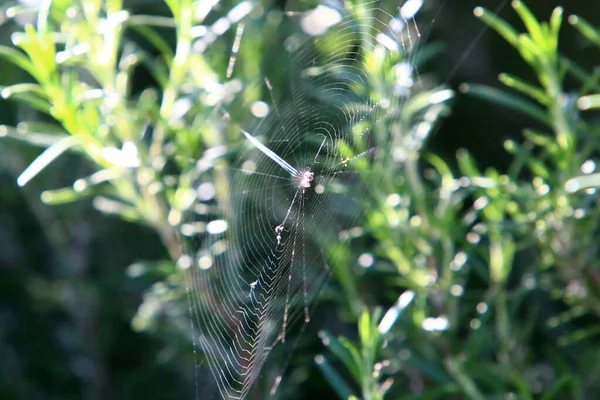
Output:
[[2, 0, 600, 399]]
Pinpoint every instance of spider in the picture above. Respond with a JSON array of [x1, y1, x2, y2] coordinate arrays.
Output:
[[294, 168, 314, 192]]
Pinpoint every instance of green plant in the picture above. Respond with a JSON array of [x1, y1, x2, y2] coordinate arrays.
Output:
[[0, 0, 453, 397], [316, 2, 600, 399], [467, 0, 600, 338], [0, 0, 251, 260], [5, 1, 600, 399]]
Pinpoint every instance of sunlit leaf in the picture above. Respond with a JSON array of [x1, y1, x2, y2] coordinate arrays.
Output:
[[314, 355, 357, 400], [460, 83, 549, 125], [17, 136, 79, 186]]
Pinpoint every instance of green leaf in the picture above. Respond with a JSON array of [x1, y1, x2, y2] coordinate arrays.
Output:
[[548, 7, 564, 51], [577, 94, 600, 110], [0, 45, 40, 82], [164, 0, 182, 21], [517, 34, 542, 68], [358, 309, 372, 347], [127, 23, 175, 61], [339, 337, 364, 380], [106, 0, 124, 14], [569, 15, 600, 49], [40, 187, 82, 205], [1, 83, 46, 99], [73, 169, 123, 193], [399, 384, 461, 400], [6, 5, 37, 19], [557, 323, 600, 346], [320, 331, 361, 383], [4, 91, 52, 113], [490, 234, 514, 284], [473, 6, 519, 48], [402, 89, 454, 124], [561, 57, 600, 94], [460, 83, 549, 126], [92, 196, 141, 222], [1, 82, 51, 112], [404, 352, 450, 383], [426, 153, 453, 179], [19, 24, 57, 82], [541, 375, 572, 400], [526, 157, 551, 179], [509, 370, 534, 400], [0, 124, 69, 148], [512, 0, 545, 49], [17, 135, 79, 186], [456, 148, 481, 178], [564, 173, 600, 193], [523, 129, 557, 151], [49, 0, 72, 21], [581, 66, 600, 95], [560, 56, 589, 85], [314, 355, 358, 400], [498, 73, 548, 105], [444, 357, 485, 400]]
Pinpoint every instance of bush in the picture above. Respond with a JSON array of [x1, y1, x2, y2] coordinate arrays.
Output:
[[2, 0, 600, 399]]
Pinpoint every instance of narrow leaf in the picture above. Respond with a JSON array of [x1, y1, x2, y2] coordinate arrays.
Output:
[[444, 357, 485, 400], [509, 370, 534, 400], [456, 148, 481, 178], [498, 73, 548, 104], [314, 355, 358, 400], [569, 15, 600, 49], [578, 94, 600, 110], [523, 129, 556, 150], [541, 375, 572, 400], [128, 23, 175, 61], [460, 83, 549, 126], [40, 187, 82, 204], [565, 173, 600, 193], [549, 7, 563, 51], [92, 196, 141, 222], [517, 34, 542, 67], [358, 310, 372, 346], [0, 124, 69, 148], [1, 83, 46, 99], [561, 56, 600, 94], [163, 0, 181, 20], [0, 45, 40, 81], [512, 0, 545, 48], [319, 331, 361, 383], [5, 91, 52, 113], [17, 135, 78, 186], [473, 7, 519, 48], [339, 337, 364, 379]]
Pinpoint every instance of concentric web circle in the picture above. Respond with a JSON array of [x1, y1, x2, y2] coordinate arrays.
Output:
[[181, 2, 424, 398]]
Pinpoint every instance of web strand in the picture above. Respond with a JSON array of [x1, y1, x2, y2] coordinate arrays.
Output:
[[184, 2, 423, 398]]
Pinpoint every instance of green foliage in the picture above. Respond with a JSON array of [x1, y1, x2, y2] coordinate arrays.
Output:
[[4, 0, 600, 399], [317, 295, 416, 400], [315, 1, 600, 399], [0, 0, 243, 263]]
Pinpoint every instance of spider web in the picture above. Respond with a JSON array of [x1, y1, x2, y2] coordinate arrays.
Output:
[[181, 1, 424, 398]]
